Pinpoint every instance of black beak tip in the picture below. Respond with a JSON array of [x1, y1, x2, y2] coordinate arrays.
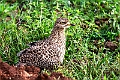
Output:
[[70, 24, 75, 26]]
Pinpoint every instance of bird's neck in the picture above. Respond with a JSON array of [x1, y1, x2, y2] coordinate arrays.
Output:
[[48, 27, 66, 43]]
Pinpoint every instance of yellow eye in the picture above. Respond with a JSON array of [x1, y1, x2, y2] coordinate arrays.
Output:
[[60, 22, 66, 24]]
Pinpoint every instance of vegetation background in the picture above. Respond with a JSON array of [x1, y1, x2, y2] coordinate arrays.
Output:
[[0, 0, 120, 80]]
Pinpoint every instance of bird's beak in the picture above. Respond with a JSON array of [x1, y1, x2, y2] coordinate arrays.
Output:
[[67, 22, 75, 26], [70, 24, 75, 26]]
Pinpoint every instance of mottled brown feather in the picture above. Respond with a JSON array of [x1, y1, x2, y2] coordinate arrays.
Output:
[[17, 18, 73, 70]]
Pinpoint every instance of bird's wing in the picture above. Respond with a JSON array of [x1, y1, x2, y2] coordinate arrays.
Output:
[[17, 49, 27, 57], [17, 47, 39, 57], [28, 41, 37, 46], [27, 40, 42, 46], [17, 40, 45, 57]]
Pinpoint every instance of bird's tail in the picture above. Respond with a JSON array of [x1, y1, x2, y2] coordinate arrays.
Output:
[[17, 49, 25, 57]]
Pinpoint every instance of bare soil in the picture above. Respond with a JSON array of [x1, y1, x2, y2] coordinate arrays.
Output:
[[0, 60, 71, 80], [105, 41, 118, 51]]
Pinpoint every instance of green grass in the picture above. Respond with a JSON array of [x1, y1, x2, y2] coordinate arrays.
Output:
[[0, 0, 120, 80]]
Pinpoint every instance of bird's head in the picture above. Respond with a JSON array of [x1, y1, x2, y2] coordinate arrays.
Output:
[[54, 18, 74, 29]]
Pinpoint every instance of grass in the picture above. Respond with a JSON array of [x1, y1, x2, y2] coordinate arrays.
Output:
[[0, 0, 120, 80]]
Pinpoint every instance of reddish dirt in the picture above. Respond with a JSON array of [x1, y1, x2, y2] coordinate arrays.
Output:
[[105, 41, 118, 51], [6, 0, 16, 3], [95, 18, 109, 26], [116, 36, 120, 42], [0, 60, 71, 80]]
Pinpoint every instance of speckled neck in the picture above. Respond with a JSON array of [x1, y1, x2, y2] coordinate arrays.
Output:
[[49, 27, 66, 43]]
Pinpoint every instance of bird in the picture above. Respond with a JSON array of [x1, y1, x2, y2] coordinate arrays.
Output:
[[17, 17, 74, 70]]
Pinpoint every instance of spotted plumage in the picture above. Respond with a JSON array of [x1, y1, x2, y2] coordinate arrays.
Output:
[[17, 18, 74, 70]]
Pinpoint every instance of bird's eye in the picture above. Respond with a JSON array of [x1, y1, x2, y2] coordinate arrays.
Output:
[[60, 22, 66, 24]]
